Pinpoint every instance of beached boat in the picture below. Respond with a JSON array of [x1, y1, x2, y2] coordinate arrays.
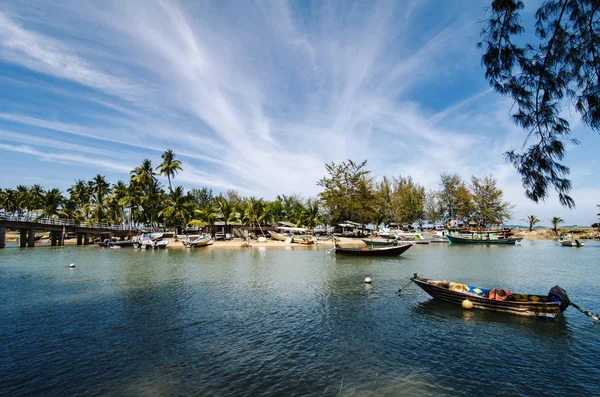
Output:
[[98, 239, 136, 248], [411, 275, 571, 319], [184, 235, 212, 248], [362, 238, 398, 246], [154, 239, 168, 249], [333, 243, 412, 256], [269, 231, 290, 241], [446, 231, 521, 245], [561, 240, 584, 247], [136, 238, 154, 249], [292, 236, 315, 245]]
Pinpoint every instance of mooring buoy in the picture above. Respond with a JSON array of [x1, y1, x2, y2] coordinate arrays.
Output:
[[364, 277, 372, 284]]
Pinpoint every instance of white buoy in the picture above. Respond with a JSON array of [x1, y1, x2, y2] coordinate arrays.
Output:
[[364, 277, 372, 284], [68, 263, 75, 268], [462, 298, 473, 309]]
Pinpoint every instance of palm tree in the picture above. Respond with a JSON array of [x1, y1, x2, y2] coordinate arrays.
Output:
[[37, 188, 64, 219], [189, 203, 218, 234], [302, 198, 323, 234], [216, 196, 238, 235], [550, 217, 564, 234], [15, 185, 30, 215], [68, 179, 91, 209], [59, 199, 84, 223], [159, 186, 193, 231], [28, 184, 45, 211], [522, 215, 540, 232], [91, 174, 111, 200], [108, 181, 128, 224], [131, 159, 156, 189], [157, 149, 183, 190], [241, 197, 267, 237]]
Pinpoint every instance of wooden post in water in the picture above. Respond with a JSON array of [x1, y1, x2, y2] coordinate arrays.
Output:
[[27, 228, 36, 247], [84, 234, 90, 245], [50, 231, 58, 246], [0, 227, 5, 248], [20, 229, 27, 248], [76, 233, 83, 245]]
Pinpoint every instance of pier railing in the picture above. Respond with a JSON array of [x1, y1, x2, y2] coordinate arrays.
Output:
[[0, 213, 149, 232]]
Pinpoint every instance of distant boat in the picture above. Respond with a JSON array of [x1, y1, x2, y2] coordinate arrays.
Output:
[[333, 243, 412, 256], [361, 238, 398, 246], [154, 239, 168, 249], [143, 232, 164, 240], [410, 275, 570, 319], [184, 235, 212, 248], [269, 231, 290, 241], [561, 240, 584, 247], [292, 236, 315, 245], [446, 231, 521, 245]]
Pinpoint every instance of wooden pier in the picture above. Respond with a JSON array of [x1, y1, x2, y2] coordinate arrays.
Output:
[[0, 214, 147, 248]]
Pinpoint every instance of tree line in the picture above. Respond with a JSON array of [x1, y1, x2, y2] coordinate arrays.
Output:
[[0, 156, 521, 231]]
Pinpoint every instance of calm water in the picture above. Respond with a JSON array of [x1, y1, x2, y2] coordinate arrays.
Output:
[[1, 240, 599, 396]]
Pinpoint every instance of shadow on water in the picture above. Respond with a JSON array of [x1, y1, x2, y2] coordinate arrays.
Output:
[[412, 298, 572, 337]]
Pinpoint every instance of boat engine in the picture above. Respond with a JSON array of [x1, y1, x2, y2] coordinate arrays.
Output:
[[548, 286, 571, 312]]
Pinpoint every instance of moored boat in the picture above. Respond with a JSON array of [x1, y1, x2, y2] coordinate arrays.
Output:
[[410, 275, 570, 319], [333, 243, 412, 256], [446, 231, 521, 244], [561, 240, 584, 247], [269, 231, 290, 241], [362, 238, 398, 246], [154, 239, 168, 249], [184, 235, 212, 248]]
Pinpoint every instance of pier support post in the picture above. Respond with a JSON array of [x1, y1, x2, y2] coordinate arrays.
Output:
[[84, 234, 90, 245], [27, 229, 36, 247], [76, 233, 83, 245], [0, 227, 5, 248], [20, 229, 27, 248], [50, 231, 58, 246]]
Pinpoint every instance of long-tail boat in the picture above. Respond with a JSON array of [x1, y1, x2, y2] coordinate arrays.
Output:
[[333, 243, 412, 256], [446, 230, 521, 244], [410, 275, 570, 319]]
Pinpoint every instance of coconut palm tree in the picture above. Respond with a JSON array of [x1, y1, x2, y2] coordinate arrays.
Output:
[[15, 185, 30, 215], [159, 186, 193, 231], [522, 215, 541, 232], [241, 197, 267, 236], [216, 196, 238, 235], [189, 203, 218, 234], [2, 188, 17, 214], [131, 159, 156, 189], [37, 188, 64, 219], [28, 184, 45, 211], [68, 179, 91, 209], [302, 198, 323, 233], [550, 217, 564, 234], [59, 199, 85, 223], [157, 149, 183, 190]]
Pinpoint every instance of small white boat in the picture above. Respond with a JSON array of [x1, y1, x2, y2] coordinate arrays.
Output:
[[561, 240, 584, 247], [184, 235, 212, 248], [154, 239, 169, 249], [137, 238, 154, 249], [269, 231, 290, 241]]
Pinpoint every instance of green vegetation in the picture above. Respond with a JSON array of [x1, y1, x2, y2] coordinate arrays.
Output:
[[480, 0, 600, 208], [5, 155, 579, 233], [522, 215, 541, 232], [550, 217, 565, 234]]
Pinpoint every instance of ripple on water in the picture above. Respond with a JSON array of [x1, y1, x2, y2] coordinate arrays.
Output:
[[1, 242, 600, 395]]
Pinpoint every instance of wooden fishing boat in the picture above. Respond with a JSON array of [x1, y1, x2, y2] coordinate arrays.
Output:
[[333, 243, 412, 256], [292, 236, 315, 245], [269, 231, 290, 241], [361, 238, 398, 246], [411, 275, 571, 319], [184, 235, 212, 248], [561, 240, 584, 247], [446, 231, 521, 245]]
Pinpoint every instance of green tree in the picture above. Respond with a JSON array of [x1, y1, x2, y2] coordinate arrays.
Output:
[[15, 185, 29, 215], [28, 184, 45, 211], [317, 159, 375, 225], [479, 0, 599, 208], [216, 196, 238, 234], [550, 216, 564, 234], [159, 186, 193, 231], [390, 176, 425, 226], [424, 190, 444, 225], [522, 215, 541, 232], [157, 149, 183, 190], [438, 173, 472, 224], [470, 175, 513, 227], [131, 159, 156, 189], [37, 188, 64, 219]]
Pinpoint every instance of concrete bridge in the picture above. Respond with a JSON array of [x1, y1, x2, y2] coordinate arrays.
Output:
[[0, 213, 147, 248]]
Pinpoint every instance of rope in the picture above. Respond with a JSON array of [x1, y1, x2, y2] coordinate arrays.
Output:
[[396, 278, 414, 296], [571, 302, 600, 322]]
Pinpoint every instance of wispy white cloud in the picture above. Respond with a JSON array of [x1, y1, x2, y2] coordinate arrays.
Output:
[[0, 0, 596, 224]]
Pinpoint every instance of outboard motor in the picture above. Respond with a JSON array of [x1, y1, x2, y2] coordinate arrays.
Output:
[[548, 286, 571, 312]]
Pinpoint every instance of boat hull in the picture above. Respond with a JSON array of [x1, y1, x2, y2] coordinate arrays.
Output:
[[362, 239, 398, 246], [561, 240, 584, 247], [446, 234, 521, 244], [269, 231, 289, 241], [335, 243, 412, 256], [412, 277, 561, 318]]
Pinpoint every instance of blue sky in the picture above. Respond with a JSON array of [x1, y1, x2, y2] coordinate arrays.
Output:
[[0, 0, 598, 226]]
